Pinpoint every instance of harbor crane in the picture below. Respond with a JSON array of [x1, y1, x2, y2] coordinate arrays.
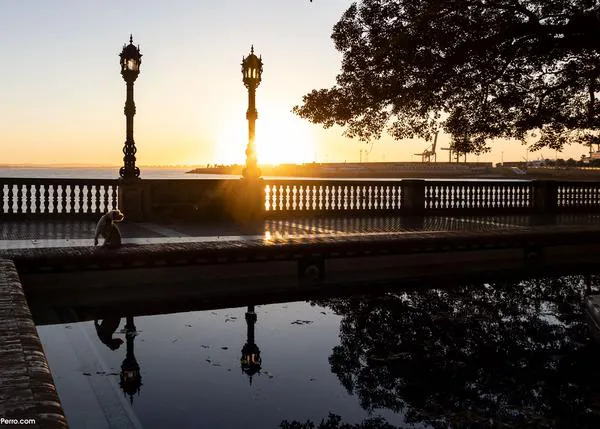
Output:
[[414, 132, 438, 162]]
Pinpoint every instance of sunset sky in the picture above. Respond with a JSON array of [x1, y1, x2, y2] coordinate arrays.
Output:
[[0, 1, 589, 166]]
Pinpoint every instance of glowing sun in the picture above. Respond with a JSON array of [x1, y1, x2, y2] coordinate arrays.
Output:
[[215, 108, 316, 165]]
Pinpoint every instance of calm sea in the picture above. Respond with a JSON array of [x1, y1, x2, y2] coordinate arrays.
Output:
[[0, 167, 527, 182], [0, 167, 238, 180]]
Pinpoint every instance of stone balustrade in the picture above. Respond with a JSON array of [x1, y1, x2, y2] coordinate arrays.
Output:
[[1, 177, 600, 220], [0, 179, 118, 218]]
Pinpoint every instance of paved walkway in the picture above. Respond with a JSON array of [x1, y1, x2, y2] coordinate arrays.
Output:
[[1, 213, 600, 250]]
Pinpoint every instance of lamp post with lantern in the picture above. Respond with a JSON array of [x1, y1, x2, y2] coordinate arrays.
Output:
[[241, 46, 263, 180], [119, 35, 142, 179]]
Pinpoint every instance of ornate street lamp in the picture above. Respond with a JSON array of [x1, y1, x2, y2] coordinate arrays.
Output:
[[120, 316, 142, 404], [119, 35, 142, 179], [241, 46, 263, 180], [240, 305, 261, 384]]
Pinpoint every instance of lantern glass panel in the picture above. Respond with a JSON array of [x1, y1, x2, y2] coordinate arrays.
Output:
[[127, 59, 138, 71]]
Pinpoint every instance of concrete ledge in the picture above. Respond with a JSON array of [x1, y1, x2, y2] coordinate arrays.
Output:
[[3, 224, 600, 275], [0, 259, 68, 429]]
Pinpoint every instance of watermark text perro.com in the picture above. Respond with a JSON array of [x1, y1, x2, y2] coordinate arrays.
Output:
[[1, 418, 36, 425]]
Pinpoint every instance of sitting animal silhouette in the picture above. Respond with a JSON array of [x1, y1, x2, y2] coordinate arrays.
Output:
[[94, 209, 125, 248]]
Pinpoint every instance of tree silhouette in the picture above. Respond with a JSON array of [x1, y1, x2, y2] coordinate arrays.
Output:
[[312, 275, 600, 428], [294, 1, 600, 153]]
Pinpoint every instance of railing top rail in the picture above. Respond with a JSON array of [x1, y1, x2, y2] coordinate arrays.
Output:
[[0, 177, 120, 185], [425, 180, 533, 186], [264, 179, 405, 186]]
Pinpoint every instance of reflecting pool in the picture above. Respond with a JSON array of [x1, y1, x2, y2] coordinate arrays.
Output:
[[36, 274, 600, 429]]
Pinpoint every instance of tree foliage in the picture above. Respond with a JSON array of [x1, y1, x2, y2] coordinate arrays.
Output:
[[295, 1, 600, 153]]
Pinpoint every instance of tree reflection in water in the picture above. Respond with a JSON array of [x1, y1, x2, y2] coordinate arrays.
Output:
[[304, 275, 600, 428]]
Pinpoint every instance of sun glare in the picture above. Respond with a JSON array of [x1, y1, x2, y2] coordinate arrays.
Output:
[[215, 110, 316, 165]]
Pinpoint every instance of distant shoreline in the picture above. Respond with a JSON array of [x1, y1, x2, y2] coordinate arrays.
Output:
[[187, 164, 600, 180]]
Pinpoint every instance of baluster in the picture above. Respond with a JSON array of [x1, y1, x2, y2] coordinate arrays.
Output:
[[83, 185, 91, 213], [76, 184, 83, 213], [348, 186, 354, 210], [444, 185, 450, 209], [277, 185, 285, 211], [264, 185, 270, 211], [16, 184, 23, 214], [24, 185, 32, 214], [32, 184, 40, 214], [304, 186, 311, 211], [7, 184, 14, 214], [511, 186, 517, 208], [304, 186, 310, 211], [454, 185, 460, 209], [284, 185, 291, 211], [94, 185, 102, 214], [270, 185, 276, 211], [102, 185, 110, 213], [296, 185, 304, 211], [0, 184, 4, 214], [52, 185, 59, 214], [111, 185, 118, 210], [317, 186, 323, 211], [29, 183, 39, 214], [383, 186, 389, 210], [61, 184, 69, 214]]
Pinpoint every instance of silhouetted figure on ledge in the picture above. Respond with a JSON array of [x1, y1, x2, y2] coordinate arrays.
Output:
[[240, 305, 261, 384], [94, 209, 124, 248], [94, 317, 124, 350], [120, 316, 142, 404]]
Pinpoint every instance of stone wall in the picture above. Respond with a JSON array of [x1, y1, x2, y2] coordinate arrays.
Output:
[[0, 259, 67, 428]]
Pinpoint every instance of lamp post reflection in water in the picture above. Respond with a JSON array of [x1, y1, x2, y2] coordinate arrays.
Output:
[[120, 316, 142, 403], [240, 305, 261, 384], [241, 46, 263, 181]]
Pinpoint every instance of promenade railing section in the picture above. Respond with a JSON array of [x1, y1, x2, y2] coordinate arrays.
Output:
[[1, 177, 600, 219], [0, 178, 119, 218]]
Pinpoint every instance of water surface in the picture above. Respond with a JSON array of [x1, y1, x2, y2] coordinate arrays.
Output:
[[36, 274, 600, 428]]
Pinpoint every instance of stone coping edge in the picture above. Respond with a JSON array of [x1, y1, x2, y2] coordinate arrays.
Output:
[[0, 258, 68, 428]]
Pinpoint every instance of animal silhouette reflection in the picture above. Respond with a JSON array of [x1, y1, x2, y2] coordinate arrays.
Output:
[[94, 317, 124, 350]]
